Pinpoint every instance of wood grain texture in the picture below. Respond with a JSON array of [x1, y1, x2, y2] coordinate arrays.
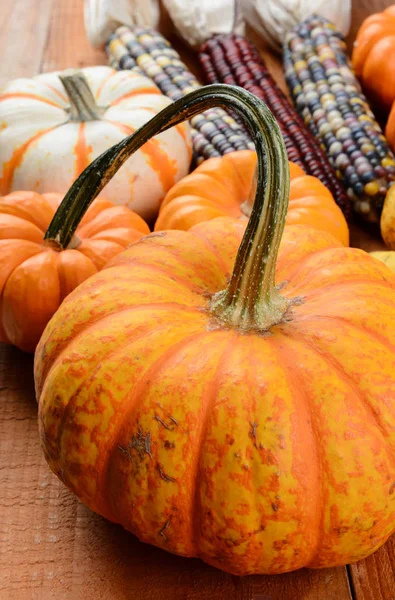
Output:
[[40, 0, 105, 72], [0, 0, 393, 598], [348, 538, 395, 600], [0, 0, 53, 87]]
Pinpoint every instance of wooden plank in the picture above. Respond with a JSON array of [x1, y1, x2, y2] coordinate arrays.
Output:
[[40, 0, 106, 72], [0, 0, 52, 86], [0, 344, 352, 599], [348, 538, 395, 600]]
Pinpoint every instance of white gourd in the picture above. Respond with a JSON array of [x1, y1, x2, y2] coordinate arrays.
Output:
[[243, 0, 351, 53], [0, 66, 191, 221]]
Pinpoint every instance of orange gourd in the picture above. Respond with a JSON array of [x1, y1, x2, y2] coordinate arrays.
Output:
[[385, 100, 395, 152], [0, 190, 149, 352], [35, 86, 395, 575], [155, 150, 349, 246], [352, 5, 395, 112]]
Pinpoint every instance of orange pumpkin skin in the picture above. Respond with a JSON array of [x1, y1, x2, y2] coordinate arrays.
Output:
[[352, 6, 395, 111], [154, 151, 349, 246], [386, 101, 395, 152], [35, 219, 395, 575], [0, 191, 149, 352]]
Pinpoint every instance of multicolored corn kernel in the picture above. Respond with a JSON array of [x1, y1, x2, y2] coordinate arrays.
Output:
[[199, 33, 351, 216], [284, 15, 395, 223], [106, 26, 254, 163]]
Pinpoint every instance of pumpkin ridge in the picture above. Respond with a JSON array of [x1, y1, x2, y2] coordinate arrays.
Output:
[[3, 251, 61, 352], [285, 328, 393, 444], [277, 246, 342, 287], [192, 228, 233, 276], [106, 260, 219, 296], [1, 243, 44, 293], [0, 213, 44, 243], [111, 121, 178, 194], [94, 69, 120, 101], [189, 336, 238, 557], [296, 313, 395, 355], [102, 329, 220, 523], [110, 112, 189, 157], [127, 235, 227, 290], [56, 250, 77, 304], [0, 192, 56, 231], [109, 87, 161, 106], [223, 151, 256, 197], [0, 92, 61, 108], [273, 329, 395, 568], [40, 80, 68, 103], [292, 279, 394, 298], [0, 127, 54, 195], [77, 239, 125, 269], [269, 334, 322, 568], [0, 239, 42, 290], [102, 263, 209, 297], [42, 313, 206, 493], [73, 122, 92, 180], [37, 302, 204, 394], [198, 172, 237, 202], [77, 205, 149, 238]]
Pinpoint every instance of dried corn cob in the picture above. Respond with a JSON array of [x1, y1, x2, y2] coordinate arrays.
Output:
[[199, 33, 350, 216], [106, 26, 254, 162], [284, 15, 395, 223]]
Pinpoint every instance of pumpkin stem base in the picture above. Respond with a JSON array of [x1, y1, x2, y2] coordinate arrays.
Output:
[[60, 70, 105, 122], [210, 287, 293, 332], [43, 234, 81, 252]]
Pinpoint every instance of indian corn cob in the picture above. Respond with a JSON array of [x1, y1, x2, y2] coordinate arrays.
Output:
[[106, 26, 254, 163], [284, 15, 395, 223], [199, 33, 350, 216]]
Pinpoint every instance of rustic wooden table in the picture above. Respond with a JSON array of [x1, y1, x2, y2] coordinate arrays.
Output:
[[1, 0, 394, 598]]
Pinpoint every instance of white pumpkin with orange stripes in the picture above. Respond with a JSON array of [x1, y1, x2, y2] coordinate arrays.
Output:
[[0, 66, 191, 221]]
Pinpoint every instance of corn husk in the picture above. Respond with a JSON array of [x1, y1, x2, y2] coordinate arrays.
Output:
[[84, 0, 160, 47], [243, 0, 351, 53], [162, 0, 244, 47]]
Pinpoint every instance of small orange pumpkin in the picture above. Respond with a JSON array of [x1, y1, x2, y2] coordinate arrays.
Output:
[[0, 190, 149, 352], [35, 85, 395, 575], [352, 6, 395, 112], [154, 150, 349, 246]]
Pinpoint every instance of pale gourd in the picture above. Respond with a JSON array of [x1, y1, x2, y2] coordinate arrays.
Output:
[[0, 66, 191, 220]]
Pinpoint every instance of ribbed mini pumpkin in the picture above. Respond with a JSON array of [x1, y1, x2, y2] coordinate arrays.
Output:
[[35, 86, 395, 576], [0, 190, 149, 352], [0, 66, 191, 221], [155, 150, 349, 246], [352, 5, 395, 112]]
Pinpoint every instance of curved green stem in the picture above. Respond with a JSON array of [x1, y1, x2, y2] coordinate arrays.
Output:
[[45, 84, 290, 330], [59, 70, 105, 122]]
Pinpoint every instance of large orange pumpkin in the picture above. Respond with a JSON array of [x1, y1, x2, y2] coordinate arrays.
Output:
[[352, 6, 395, 112], [35, 86, 395, 575], [0, 190, 149, 352], [154, 150, 349, 246]]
